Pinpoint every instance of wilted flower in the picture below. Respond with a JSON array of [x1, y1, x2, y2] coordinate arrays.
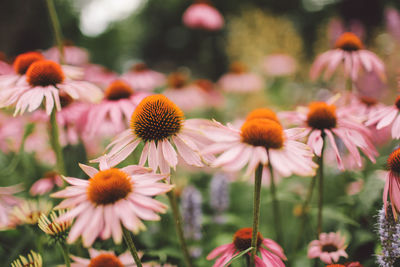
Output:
[[308, 232, 348, 264], [181, 186, 202, 240], [38, 209, 71, 243], [11, 251, 42, 267]]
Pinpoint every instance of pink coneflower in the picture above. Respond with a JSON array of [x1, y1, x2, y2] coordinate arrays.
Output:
[[94, 94, 210, 174], [0, 111, 24, 153], [283, 100, 377, 170], [85, 80, 148, 137], [163, 72, 208, 112], [262, 54, 297, 77], [366, 96, 400, 139], [51, 163, 172, 246], [207, 228, 287, 267], [308, 232, 348, 264], [83, 63, 118, 87], [121, 63, 166, 92], [69, 248, 136, 267], [218, 62, 263, 93], [182, 0, 224, 31], [327, 18, 365, 48], [0, 51, 44, 88], [0, 60, 102, 115], [44, 44, 89, 66], [30, 171, 63, 196], [383, 147, 400, 220], [8, 199, 52, 226], [385, 7, 400, 42], [201, 108, 316, 178], [193, 79, 224, 108], [310, 32, 385, 82], [0, 185, 22, 228]]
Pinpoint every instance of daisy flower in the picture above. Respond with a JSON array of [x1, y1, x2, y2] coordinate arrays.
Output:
[[0, 51, 44, 88], [282, 100, 377, 170], [366, 96, 400, 139], [207, 227, 287, 267], [383, 147, 400, 220], [0, 60, 102, 115], [201, 108, 317, 178], [30, 171, 63, 196], [308, 232, 348, 264], [0, 184, 22, 228], [85, 80, 148, 137], [11, 251, 42, 267], [44, 44, 89, 66], [121, 63, 166, 92], [218, 62, 263, 93], [94, 94, 210, 174], [182, 0, 224, 31], [51, 163, 172, 247], [310, 32, 385, 82]]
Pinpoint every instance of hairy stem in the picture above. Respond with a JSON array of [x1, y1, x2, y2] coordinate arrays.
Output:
[[122, 227, 143, 267], [59, 242, 71, 267], [249, 164, 263, 267], [317, 135, 326, 236]]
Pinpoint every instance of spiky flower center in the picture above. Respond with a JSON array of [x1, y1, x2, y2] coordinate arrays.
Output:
[[233, 227, 263, 251], [359, 96, 377, 107], [306, 102, 337, 130], [246, 108, 279, 124], [13, 52, 44, 75], [167, 72, 187, 89], [26, 60, 65, 87], [195, 79, 214, 92], [230, 62, 247, 74], [89, 254, 123, 267], [131, 94, 184, 142], [241, 118, 284, 149], [321, 244, 338, 253], [104, 80, 134, 101], [87, 169, 132, 205], [334, 32, 363, 51], [132, 63, 148, 72], [388, 148, 400, 174]]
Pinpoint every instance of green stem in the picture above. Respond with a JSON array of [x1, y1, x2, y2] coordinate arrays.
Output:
[[59, 242, 70, 267], [49, 110, 65, 175], [167, 189, 193, 267], [45, 0, 64, 63], [122, 227, 143, 267], [317, 135, 326, 236], [249, 164, 263, 267], [267, 150, 283, 244]]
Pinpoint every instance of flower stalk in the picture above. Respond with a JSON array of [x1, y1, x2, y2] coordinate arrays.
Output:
[[59, 242, 71, 267], [122, 227, 143, 267], [249, 164, 263, 267], [45, 0, 64, 63], [317, 135, 326, 236]]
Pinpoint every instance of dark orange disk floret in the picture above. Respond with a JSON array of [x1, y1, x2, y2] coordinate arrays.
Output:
[[233, 227, 263, 251], [167, 72, 187, 89], [13, 52, 44, 75], [131, 63, 148, 72], [26, 60, 65, 87], [321, 243, 339, 253], [246, 108, 280, 124], [388, 148, 400, 174], [241, 118, 284, 149], [395, 96, 400, 110], [89, 253, 124, 267], [229, 62, 248, 74], [195, 79, 214, 92], [59, 91, 74, 108], [334, 32, 363, 51], [131, 94, 184, 142], [306, 102, 337, 130], [87, 169, 132, 205], [104, 80, 134, 101], [359, 96, 377, 107]]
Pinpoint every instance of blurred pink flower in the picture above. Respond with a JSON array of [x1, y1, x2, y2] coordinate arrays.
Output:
[[346, 179, 364, 195], [366, 96, 400, 139], [121, 63, 166, 92], [193, 79, 224, 108], [282, 99, 377, 170], [30, 171, 63, 196], [383, 147, 400, 220], [52, 163, 172, 247], [218, 62, 263, 93], [385, 7, 400, 41], [85, 80, 148, 137], [83, 63, 118, 88], [201, 112, 316, 178], [182, 1, 224, 31], [262, 54, 297, 77], [327, 18, 365, 47], [0, 184, 22, 228], [207, 227, 287, 267], [308, 232, 348, 264], [44, 44, 89, 66], [0, 60, 102, 115], [310, 32, 385, 82], [0, 111, 24, 153], [94, 95, 210, 174]]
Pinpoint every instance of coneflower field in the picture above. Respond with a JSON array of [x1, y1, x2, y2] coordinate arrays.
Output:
[[2, 0, 400, 266]]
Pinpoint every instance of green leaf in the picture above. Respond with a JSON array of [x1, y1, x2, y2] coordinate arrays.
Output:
[[223, 247, 253, 267]]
